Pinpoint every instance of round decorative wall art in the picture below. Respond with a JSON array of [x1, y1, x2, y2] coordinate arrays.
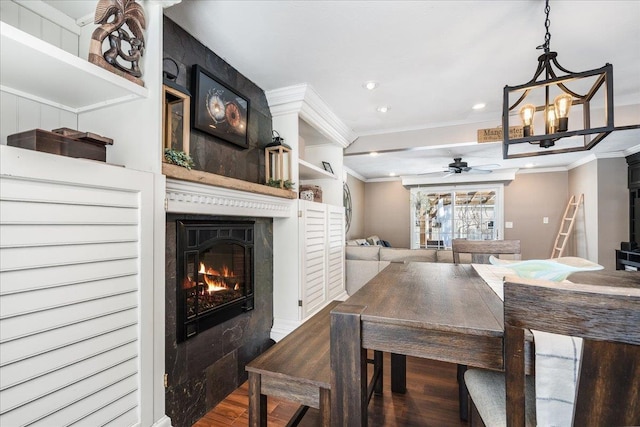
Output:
[[344, 182, 352, 232]]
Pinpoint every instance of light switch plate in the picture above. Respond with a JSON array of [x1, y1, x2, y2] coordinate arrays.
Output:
[[505, 221, 513, 229]]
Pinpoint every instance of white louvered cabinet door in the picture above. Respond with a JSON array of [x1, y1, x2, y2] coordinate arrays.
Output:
[[299, 200, 328, 318], [326, 204, 345, 300], [0, 145, 155, 427]]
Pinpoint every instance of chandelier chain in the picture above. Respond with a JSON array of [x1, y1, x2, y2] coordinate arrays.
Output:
[[537, 0, 552, 53]]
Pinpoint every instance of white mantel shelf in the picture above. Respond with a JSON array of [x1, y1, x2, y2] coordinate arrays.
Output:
[[163, 163, 296, 218]]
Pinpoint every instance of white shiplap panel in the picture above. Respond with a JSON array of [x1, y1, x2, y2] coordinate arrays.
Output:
[[0, 275, 136, 318], [0, 288, 137, 349], [0, 144, 154, 426], [0, 258, 138, 295], [41, 18, 61, 49], [0, 199, 139, 225], [0, 224, 139, 248], [0, 341, 138, 415], [0, 325, 138, 390], [103, 407, 138, 427], [0, 91, 18, 144], [0, 241, 138, 271], [59, 386, 138, 427], [0, 359, 137, 427], [0, 308, 137, 366], [0, 0, 20, 27], [17, 96, 41, 131], [32, 378, 138, 427], [18, 6, 41, 39], [60, 28, 78, 56], [0, 178, 139, 209]]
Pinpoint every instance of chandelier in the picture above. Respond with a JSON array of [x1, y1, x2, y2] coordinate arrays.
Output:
[[502, 0, 636, 159]]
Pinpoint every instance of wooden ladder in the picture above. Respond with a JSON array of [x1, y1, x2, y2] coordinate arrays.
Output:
[[551, 194, 583, 258]]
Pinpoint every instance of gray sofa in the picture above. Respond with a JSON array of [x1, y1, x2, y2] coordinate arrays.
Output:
[[345, 245, 470, 295]]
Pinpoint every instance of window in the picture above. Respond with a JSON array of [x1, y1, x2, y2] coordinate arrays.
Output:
[[410, 184, 504, 249]]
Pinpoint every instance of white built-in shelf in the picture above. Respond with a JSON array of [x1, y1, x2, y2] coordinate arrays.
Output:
[[299, 159, 337, 180], [0, 22, 148, 114]]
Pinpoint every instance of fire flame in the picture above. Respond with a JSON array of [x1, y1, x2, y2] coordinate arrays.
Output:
[[199, 262, 238, 293]]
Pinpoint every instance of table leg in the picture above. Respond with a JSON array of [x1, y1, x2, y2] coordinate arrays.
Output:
[[373, 350, 383, 395], [457, 364, 469, 421], [248, 371, 266, 427], [320, 387, 331, 427], [390, 353, 407, 393], [331, 304, 368, 427]]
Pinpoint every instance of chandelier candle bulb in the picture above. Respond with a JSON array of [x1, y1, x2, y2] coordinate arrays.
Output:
[[546, 109, 557, 134], [554, 93, 573, 132], [520, 104, 536, 136]]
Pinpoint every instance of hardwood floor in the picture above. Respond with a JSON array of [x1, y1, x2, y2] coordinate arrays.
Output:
[[193, 353, 469, 426]]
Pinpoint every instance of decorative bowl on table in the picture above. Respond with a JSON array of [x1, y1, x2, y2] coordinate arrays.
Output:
[[488, 256, 604, 282]]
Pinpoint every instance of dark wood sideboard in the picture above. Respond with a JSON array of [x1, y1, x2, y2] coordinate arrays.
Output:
[[618, 153, 640, 270]]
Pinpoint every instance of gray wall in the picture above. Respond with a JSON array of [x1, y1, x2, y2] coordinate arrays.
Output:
[[568, 160, 599, 261], [358, 161, 627, 267], [597, 158, 628, 270], [567, 158, 628, 270], [363, 180, 411, 248], [503, 171, 569, 259]]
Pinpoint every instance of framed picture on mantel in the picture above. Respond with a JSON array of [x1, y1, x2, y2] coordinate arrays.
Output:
[[192, 65, 249, 149]]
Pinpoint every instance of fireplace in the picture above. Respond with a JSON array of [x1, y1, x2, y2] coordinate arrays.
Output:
[[176, 219, 254, 342]]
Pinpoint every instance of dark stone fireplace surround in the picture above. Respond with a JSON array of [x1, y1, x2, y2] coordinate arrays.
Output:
[[163, 17, 275, 427], [165, 214, 273, 427]]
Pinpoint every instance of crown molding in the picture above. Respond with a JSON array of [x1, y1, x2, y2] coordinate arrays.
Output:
[[344, 166, 367, 182], [266, 84, 357, 148], [516, 167, 568, 174], [401, 168, 518, 187], [624, 144, 640, 156]]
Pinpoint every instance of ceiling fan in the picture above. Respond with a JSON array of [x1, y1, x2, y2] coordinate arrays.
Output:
[[422, 158, 500, 176]]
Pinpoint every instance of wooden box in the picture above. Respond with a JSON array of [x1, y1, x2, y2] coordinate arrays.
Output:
[[7, 129, 111, 162], [300, 185, 322, 203]]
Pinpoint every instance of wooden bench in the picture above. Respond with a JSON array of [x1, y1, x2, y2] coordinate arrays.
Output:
[[246, 301, 382, 426]]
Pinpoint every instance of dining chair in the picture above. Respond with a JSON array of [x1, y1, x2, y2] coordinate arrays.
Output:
[[465, 275, 640, 427], [451, 239, 521, 421], [452, 239, 521, 264]]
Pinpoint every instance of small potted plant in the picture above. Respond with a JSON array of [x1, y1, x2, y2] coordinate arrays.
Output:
[[266, 178, 295, 190], [164, 148, 194, 170]]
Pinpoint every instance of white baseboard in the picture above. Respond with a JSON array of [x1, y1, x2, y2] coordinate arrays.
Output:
[[270, 318, 302, 342], [151, 415, 172, 427]]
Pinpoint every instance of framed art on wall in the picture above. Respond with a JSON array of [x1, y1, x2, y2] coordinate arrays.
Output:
[[192, 65, 249, 149], [322, 161, 334, 174]]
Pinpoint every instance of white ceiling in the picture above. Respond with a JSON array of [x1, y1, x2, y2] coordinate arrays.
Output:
[[164, 1, 640, 180]]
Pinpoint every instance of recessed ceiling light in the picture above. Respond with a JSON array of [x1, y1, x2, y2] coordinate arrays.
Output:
[[363, 81, 378, 90], [389, 172, 396, 177], [524, 162, 535, 168], [370, 152, 379, 156], [376, 106, 390, 113], [472, 103, 486, 110]]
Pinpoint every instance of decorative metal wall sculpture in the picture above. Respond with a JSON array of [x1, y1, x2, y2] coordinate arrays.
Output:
[[88, 0, 147, 86]]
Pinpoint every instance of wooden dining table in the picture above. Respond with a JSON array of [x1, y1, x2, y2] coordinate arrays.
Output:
[[330, 262, 506, 426]]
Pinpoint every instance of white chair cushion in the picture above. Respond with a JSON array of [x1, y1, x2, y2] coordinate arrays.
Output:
[[464, 368, 537, 427]]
